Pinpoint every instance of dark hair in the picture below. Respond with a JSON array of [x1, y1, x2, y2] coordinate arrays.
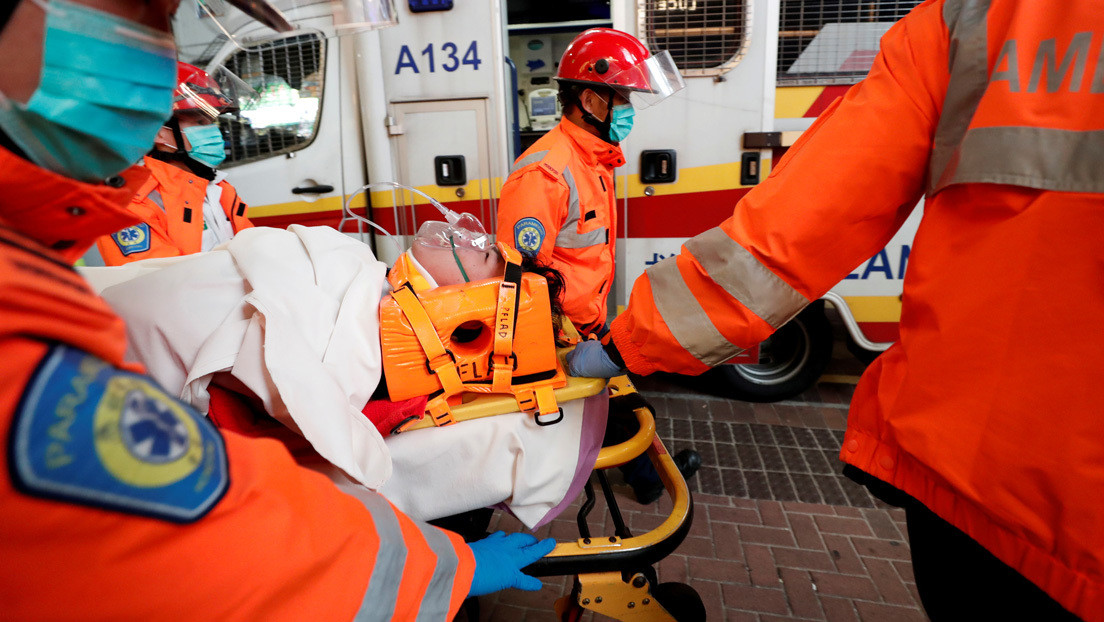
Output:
[[520, 253, 569, 346]]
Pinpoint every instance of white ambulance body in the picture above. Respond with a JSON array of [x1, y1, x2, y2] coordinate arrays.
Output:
[[174, 0, 922, 401]]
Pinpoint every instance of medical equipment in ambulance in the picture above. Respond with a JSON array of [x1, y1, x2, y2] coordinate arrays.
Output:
[[527, 87, 561, 131]]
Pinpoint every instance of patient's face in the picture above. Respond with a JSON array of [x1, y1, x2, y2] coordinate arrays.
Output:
[[412, 244, 505, 287]]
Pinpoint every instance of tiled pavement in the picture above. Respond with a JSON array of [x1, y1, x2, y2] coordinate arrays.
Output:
[[460, 369, 929, 621]]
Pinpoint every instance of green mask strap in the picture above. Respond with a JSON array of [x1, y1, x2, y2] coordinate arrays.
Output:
[[449, 234, 471, 283]]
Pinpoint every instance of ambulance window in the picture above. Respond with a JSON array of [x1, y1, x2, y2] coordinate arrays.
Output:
[[639, 0, 751, 77], [218, 33, 326, 166], [777, 0, 920, 85]]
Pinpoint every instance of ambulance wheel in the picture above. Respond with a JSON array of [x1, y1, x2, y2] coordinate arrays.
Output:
[[715, 302, 833, 403], [845, 335, 883, 366], [651, 582, 706, 621]]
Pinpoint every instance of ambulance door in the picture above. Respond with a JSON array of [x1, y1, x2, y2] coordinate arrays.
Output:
[[179, 6, 369, 230], [368, 0, 510, 260]]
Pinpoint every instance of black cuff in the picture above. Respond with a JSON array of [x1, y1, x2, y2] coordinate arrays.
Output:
[[603, 340, 626, 369]]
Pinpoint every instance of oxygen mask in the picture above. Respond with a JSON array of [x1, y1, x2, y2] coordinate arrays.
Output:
[[413, 217, 494, 283], [339, 181, 499, 284]]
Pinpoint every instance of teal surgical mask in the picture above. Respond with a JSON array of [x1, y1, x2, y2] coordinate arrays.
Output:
[[0, 0, 176, 182], [183, 124, 227, 168], [608, 103, 635, 143]]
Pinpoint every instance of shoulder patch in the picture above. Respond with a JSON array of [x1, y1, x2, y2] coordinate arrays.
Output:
[[111, 223, 151, 256], [9, 345, 228, 523], [513, 217, 546, 255]]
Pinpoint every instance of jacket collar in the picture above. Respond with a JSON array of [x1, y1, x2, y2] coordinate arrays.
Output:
[[558, 118, 626, 168], [0, 146, 149, 264], [137, 155, 215, 201]]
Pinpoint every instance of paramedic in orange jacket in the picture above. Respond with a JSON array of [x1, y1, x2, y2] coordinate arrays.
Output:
[[0, 0, 552, 619], [496, 28, 684, 336], [96, 62, 253, 264], [567, 1, 1103, 619]]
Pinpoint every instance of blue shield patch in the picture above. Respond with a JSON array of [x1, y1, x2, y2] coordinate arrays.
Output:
[[513, 217, 546, 255], [111, 223, 151, 256], [10, 345, 228, 523]]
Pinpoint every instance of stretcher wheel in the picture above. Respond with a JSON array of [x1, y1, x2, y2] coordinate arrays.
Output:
[[651, 582, 706, 622]]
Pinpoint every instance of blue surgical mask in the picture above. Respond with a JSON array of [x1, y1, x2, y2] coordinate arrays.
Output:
[[608, 103, 635, 143], [0, 0, 176, 182], [183, 124, 227, 168]]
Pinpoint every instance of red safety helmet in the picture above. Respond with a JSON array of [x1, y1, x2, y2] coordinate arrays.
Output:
[[174, 62, 238, 118], [556, 29, 652, 92], [556, 29, 685, 108]]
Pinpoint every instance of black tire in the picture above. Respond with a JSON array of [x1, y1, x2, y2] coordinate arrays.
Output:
[[651, 582, 707, 621], [712, 302, 834, 402], [845, 334, 883, 365]]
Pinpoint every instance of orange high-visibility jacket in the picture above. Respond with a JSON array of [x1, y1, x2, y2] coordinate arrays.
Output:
[[497, 118, 625, 335], [0, 147, 474, 621], [96, 156, 252, 265], [609, 1, 1104, 618]]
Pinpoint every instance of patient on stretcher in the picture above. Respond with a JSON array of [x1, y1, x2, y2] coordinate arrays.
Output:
[[82, 221, 608, 528]]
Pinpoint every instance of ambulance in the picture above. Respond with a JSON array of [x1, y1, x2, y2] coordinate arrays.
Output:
[[174, 0, 923, 401]]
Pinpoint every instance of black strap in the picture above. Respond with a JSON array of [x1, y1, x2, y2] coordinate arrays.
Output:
[[0, 3, 18, 36], [503, 259, 524, 328], [147, 118, 216, 181]]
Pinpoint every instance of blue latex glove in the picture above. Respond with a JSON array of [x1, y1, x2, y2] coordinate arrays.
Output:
[[565, 340, 625, 378], [467, 531, 556, 597]]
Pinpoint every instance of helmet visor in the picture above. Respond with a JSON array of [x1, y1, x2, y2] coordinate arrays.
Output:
[[184, 0, 398, 48], [604, 50, 685, 109], [176, 64, 256, 120]]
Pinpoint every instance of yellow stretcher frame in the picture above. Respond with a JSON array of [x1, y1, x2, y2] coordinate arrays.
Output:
[[408, 329, 702, 620], [527, 376, 701, 622], [442, 372, 700, 621]]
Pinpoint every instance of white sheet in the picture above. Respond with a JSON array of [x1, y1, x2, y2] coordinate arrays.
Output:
[[81, 225, 601, 528]]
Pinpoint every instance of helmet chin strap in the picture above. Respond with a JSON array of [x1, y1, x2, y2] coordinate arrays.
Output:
[[579, 88, 617, 144], [148, 117, 217, 181]]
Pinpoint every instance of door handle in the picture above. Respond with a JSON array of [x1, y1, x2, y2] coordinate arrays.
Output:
[[291, 184, 335, 194]]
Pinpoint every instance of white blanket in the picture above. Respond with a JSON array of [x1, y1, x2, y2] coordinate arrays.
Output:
[[82, 225, 603, 528]]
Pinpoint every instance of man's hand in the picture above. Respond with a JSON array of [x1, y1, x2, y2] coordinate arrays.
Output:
[[565, 340, 625, 378], [467, 531, 556, 597]]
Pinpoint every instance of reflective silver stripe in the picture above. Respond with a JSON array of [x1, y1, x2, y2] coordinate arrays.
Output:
[[556, 228, 607, 248], [511, 149, 549, 173], [555, 166, 607, 249], [354, 494, 406, 622], [413, 525, 462, 622], [931, 1, 1104, 193], [648, 257, 744, 367], [950, 126, 1104, 192], [930, 0, 991, 194], [147, 189, 166, 212], [687, 227, 809, 329]]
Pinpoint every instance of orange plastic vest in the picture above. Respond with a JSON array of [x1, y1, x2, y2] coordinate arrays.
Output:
[[497, 118, 624, 335], [609, 2, 1104, 618], [96, 156, 252, 265], [0, 147, 474, 621], [380, 243, 566, 426]]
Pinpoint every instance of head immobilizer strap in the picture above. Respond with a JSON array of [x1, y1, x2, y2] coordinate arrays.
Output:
[[380, 244, 566, 427]]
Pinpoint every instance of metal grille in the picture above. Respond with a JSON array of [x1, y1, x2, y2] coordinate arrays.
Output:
[[220, 33, 326, 167], [640, 0, 751, 77], [778, 0, 919, 85]]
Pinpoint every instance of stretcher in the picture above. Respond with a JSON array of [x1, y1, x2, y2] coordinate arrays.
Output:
[[424, 369, 705, 622], [205, 365, 704, 620], [82, 224, 705, 618]]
